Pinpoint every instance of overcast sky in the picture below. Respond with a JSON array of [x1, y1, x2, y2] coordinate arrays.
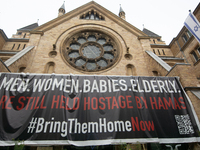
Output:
[[0, 0, 199, 44]]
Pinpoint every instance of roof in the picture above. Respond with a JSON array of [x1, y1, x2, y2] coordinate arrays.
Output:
[[32, 1, 147, 37], [143, 28, 161, 38], [17, 23, 39, 32], [0, 29, 8, 40], [119, 5, 125, 14], [59, 3, 65, 10]]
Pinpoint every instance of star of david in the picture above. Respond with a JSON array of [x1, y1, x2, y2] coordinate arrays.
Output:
[[194, 26, 198, 32]]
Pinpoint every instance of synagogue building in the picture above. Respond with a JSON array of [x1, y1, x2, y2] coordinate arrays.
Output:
[[0, 1, 200, 150]]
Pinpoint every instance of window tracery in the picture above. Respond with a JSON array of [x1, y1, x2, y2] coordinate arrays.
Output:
[[61, 31, 119, 72], [80, 10, 105, 20]]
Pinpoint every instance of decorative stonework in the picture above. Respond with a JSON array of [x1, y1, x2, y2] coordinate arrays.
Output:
[[61, 30, 119, 72], [80, 9, 105, 20], [49, 51, 57, 58], [124, 47, 133, 60], [124, 53, 133, 60]]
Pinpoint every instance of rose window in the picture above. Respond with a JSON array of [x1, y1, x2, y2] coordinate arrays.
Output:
[[61, 31, 119, 72]]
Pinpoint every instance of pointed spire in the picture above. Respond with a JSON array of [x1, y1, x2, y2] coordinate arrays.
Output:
[[119, 4, 126, 20], [60, 2, 65, 10], [58, 1, 66, 17], [119, 4, 124, 13]]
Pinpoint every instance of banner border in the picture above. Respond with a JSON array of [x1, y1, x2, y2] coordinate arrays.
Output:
[[0, 73, 200, 146], [1, 138, 200, 147]]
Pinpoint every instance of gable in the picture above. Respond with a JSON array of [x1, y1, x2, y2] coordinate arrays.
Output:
[[32, 1, 147, 37]]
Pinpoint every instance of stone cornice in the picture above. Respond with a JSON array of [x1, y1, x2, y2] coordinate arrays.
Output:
[[7, 38, 29, 42], [184, 87, 200, 91], [138, 36, 150, 40], [0, 50, 18, 55], [151, 44, 170, 48], [30, 30, 44, 36]]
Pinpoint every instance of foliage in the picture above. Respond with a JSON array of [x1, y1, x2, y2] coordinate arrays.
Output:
[[120, 143, 127, 150], [13, 140, 24, 150], [135, 142, 142, 150]]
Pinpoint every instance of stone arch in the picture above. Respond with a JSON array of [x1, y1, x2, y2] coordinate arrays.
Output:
[[17, 64, 27, 73], [44, 62, 55, 73], [55, 24, 128, 51], [126, 64, 136, 76], [57, 24, 127, 74], [152, 70, 161, 76]]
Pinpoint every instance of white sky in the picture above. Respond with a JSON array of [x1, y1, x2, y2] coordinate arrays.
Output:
[[0, 0, 199, 44]]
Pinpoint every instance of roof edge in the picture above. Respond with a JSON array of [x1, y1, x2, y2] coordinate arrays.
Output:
[[32, 1, 147, 37], [0, 29, 8, 40]]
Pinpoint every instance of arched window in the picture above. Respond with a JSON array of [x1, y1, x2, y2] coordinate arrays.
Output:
[[11, 44, 15, 50], [126, 64, 136, 76], [162, 49, 165, 55], [157, 49, 161, 55], [45, 62, 55, 73], [17, 44, 21, 50], [18, 67, 26, 73], [23, 33, 26, 38], [152, 71, 160, 76]]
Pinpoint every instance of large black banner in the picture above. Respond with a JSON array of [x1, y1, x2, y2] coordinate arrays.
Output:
[[0, 73, 199, 146]]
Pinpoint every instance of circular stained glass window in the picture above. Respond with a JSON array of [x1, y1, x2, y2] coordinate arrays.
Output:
[[61, 31, 119, 72], [77, 37, 86, 44], [70, 43, 80, 50], [82, 45, 101, 59], [97, 38, 106, 45]]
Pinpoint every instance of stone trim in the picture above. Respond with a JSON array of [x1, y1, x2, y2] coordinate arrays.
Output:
[[32, 1, 146, 37], [30, 31, 44, 36], [146, 50, 171, 71], [7, 38, 29, 42], [4, 46, 35, 67], [166, 63, 191, 76], [151, 44, 170, 48], [184, 87, 200, 91]]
